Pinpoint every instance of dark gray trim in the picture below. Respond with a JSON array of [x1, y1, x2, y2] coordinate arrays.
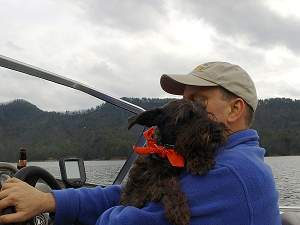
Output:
[[113, 126, 146, 185]]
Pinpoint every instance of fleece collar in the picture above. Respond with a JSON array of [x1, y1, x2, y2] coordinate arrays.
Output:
[[220, 129, 259, 151]]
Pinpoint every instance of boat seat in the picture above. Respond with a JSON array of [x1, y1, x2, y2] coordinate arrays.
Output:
[[281, 212, 300, 225]]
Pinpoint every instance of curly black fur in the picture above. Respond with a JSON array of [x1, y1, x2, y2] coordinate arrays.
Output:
[[121, 99, 227, 225]]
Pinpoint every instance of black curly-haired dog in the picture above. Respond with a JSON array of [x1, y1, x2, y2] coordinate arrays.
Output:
[[121, 99, 227, 225]]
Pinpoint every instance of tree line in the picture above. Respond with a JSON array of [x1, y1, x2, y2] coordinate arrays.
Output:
[[0, 97, 298, 162]]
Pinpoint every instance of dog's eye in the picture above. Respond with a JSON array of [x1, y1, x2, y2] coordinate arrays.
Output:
[[164, 144, 175, 149]]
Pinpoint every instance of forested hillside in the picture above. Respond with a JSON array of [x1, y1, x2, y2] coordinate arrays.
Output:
[[0, 97, 299, 162], [253, 98, 300, 156]]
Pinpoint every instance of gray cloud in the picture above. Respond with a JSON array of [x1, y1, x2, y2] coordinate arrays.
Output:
[[71, 0, 168, 32], [174, 0, 300, 53], [1, 0, 300, 111], [256, 79, 300, 99], [0, 67, 102, 111]]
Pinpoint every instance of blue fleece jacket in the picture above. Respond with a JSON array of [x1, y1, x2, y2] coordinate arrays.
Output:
[[53, 129, 281, 225]]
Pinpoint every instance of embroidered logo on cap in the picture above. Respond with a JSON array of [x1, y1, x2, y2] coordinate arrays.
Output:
[[193, 64, 209, 72]]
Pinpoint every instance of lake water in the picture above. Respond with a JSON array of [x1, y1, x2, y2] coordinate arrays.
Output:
[[265, 156, 300, 206], [11, 156, 300, 206]]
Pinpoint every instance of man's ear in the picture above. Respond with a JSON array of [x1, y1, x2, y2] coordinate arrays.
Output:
[[227, 98, 245, 123], [128, 108, 162, 129]]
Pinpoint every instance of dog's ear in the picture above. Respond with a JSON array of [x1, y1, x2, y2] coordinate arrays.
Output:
[[128, 108, 163, 129], [176, 119, 226, 175], [209, 122, 226, 145]]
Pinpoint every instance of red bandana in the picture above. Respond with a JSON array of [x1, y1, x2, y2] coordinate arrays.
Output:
[[133, 127, 185, 167]]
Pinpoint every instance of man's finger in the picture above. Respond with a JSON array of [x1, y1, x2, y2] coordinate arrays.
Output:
[[0, 198, 15, 211], [0, 211, 26, 224], [1, 182, 17, 191], [0, 189, 9, 200]]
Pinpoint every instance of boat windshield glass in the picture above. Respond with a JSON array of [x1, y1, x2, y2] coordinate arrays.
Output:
[[0, 66, 142, 186]]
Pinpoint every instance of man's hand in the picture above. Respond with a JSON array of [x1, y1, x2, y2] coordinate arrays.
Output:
[[0, 178, 56, 224]]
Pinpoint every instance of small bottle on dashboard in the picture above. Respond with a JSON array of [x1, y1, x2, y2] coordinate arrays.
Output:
[[17, 148, 27, 170]]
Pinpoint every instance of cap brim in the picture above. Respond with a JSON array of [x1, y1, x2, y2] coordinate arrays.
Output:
[[160, 74, 218, 95]]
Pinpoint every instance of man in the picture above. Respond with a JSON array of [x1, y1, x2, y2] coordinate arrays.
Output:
[[0, 62, 281, 225], [161, 62, 256, 131]]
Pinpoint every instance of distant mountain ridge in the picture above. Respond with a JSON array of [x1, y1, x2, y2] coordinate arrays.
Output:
[[0, 97, 299, 162]]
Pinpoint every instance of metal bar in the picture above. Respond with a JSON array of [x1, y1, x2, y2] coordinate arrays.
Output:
[[0, 54, 145, 115], [113, 125, 146, 185]]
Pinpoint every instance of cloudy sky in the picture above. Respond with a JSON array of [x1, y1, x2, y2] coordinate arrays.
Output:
[[1, 0, 300, 111]]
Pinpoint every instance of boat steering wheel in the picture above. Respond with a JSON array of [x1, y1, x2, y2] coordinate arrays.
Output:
[[1, 166, 61, 225]]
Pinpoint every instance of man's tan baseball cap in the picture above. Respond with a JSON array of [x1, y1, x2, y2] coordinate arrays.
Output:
[[160, 62, 258, 111]]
